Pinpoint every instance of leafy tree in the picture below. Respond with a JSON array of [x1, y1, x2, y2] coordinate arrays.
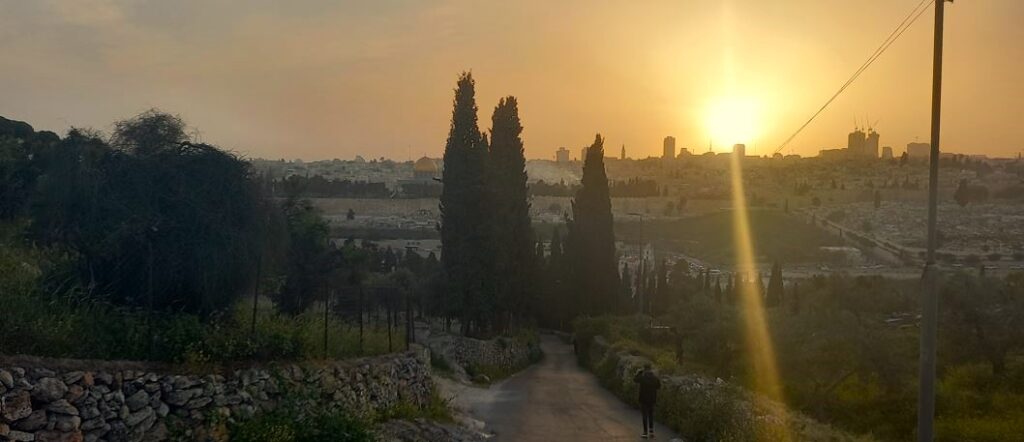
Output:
[[565, 134, 621, 315], [439, 72, 492, 335], [274, 196, 332, 315], [0, 117, 59, 219], [487, 96, 535, 330], [942, 273, 1024, 375], [29, 112, 262, 314], [110, 109, 188, 155], [954, 179, 970, 207]]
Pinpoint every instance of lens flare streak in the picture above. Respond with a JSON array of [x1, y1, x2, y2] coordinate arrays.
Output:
[[728, 152, 791, 438]]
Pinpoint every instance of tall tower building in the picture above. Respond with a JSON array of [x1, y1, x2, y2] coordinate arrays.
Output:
[[881, 146, 894, 160], [621, 144, 626, 160], [555, 147, 570, 163], [847, 128, 867, 156], [733, 143, 746, 158], [663, 136, 676, 159], [865, 129, 880, 158]]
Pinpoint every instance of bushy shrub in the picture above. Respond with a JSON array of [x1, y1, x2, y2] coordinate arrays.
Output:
[[0, 230, 396, 363], [230, 409, 373, 442]]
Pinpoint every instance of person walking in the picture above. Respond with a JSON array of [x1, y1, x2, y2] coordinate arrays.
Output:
[[634, 363, 661, 438]]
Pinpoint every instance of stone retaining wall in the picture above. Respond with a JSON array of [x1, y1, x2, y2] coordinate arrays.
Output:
[[424, 334, 540, 382], [0, 351, 432, 442]]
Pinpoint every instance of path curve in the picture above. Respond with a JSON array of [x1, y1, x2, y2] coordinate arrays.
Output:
[[441, 334, 680, 441]]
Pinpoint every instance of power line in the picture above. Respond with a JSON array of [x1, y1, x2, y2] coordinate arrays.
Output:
[[774, 0, 934, 155]]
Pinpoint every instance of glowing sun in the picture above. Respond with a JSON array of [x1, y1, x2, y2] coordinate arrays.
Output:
[[705, 96, 762, 148]]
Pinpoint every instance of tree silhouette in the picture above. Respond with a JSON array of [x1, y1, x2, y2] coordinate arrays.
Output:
[[767, 262, 784, 307], [565, 134, 620, 315], [488, 96, 535, 331], [439, 72, 492, 336]]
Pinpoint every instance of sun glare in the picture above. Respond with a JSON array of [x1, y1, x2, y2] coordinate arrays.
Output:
[[705, 96, 762, 148], [728, 152, 792, 439]]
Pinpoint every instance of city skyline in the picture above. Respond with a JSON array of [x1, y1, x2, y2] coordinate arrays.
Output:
[[1, 1, 1022, 161]]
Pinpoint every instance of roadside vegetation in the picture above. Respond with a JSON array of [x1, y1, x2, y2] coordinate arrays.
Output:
[[0, 112, 446, 364], [573, 270, 1024, 441]]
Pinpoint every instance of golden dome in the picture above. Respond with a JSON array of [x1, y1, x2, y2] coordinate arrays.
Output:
[[413, 157, 438, 174]]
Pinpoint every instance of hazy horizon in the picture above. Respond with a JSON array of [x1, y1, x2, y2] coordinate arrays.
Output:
[[1, 0, 1022, 161]]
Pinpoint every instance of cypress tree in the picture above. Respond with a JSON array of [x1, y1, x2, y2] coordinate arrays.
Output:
[[655, 259, 669, 312], [565, 134, 620, 315], [766, 262, 784, 307], [488, 96, 535, 330], [550, 228, 563, 264], [621, 263, 633, 304], [439, 72, 490, 336], [790, 281, 801, 315]]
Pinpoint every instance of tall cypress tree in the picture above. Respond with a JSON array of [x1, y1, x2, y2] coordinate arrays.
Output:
[[488, 96, 535, 330], [565, 134, 620, 315], [440, 72, 490, 336], [767, 262, 784, 307]]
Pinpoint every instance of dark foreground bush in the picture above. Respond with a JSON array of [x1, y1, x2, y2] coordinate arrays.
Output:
[[230, 409, 374, 442]]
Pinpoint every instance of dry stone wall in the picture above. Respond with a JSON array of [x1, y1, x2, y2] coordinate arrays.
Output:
[[0, 352, 432, 442], [424, 334, 540, 382]]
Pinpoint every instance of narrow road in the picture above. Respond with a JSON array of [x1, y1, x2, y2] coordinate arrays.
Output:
[[442, 334, 680, 441]]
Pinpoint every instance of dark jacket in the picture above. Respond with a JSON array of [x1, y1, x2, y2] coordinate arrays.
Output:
[[634, 368, 661, 404]]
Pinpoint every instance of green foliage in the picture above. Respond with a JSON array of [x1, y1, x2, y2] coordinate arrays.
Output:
[[565, 134, 622, 316], [374, 388, 454, 424], [0, 229, 394, 362], [575, 271, 1024, 441], [25, 111, 264, 315], [275, 196, 332, 315], [488, 96, 537, 330], [618, 210, 841, 266], [439, 72, 492, 336], [230, 409, 373, 442]]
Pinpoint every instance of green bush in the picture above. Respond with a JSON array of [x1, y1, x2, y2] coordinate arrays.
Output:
[[0, 229, 398, 363], [230, 409, 373, 442]]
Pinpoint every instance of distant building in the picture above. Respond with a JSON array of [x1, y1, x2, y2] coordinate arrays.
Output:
[[399, 156, 443, 197], [556, 147, 570, 163], [620, 144, 626, 160], [819, 148, 846, 161], [677, 148, 691, 158], [865, 129, 880, 158], [580, 146, 588, 161], [412, 157, 439, 180], [733, 143, 746, 158], [843, 126, 880, 158], [663, 136, 676, 159], [907, 142, 931, 160], [848, 129, 866, 155], [881, 146, 894, 160]]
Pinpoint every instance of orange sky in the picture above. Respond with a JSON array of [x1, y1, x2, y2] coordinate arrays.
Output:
[[1, 1, 1021, 160]]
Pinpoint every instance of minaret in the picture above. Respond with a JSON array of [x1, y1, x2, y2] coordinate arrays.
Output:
[[621, 144, 626, 160]]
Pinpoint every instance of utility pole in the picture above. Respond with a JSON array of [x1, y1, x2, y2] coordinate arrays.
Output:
[[919, 1, 948, 440]]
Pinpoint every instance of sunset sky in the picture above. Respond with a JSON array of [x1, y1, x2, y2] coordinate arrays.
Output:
[[1, 0, 1021, 160]]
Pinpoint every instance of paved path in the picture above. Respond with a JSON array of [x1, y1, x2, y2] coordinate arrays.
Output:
[[441, 334, 680, 441]]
